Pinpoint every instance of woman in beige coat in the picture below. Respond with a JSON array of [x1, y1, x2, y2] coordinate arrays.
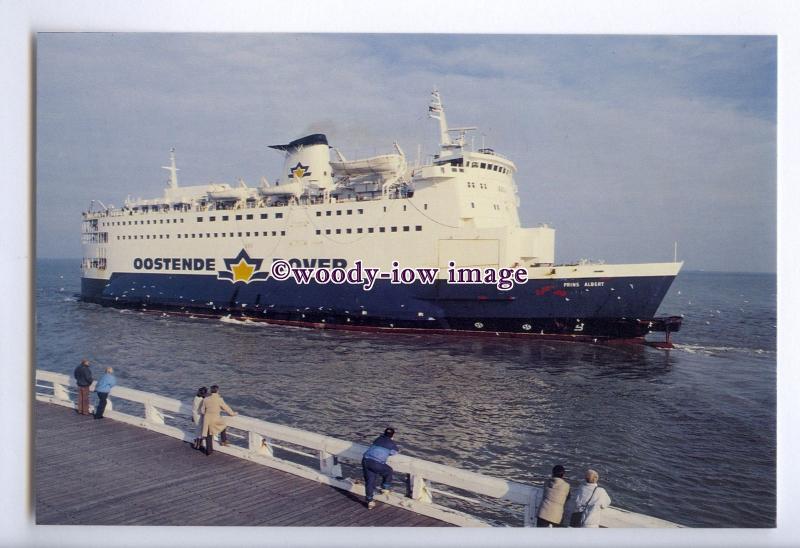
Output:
[[537, 464, 571, 527], [201, 384, 237, 455]]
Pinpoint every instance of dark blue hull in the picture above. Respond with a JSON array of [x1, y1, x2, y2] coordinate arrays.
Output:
[[81, 272, 680, 343]]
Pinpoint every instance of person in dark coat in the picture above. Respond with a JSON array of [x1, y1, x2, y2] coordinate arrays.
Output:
[[73, 359, 93, 415], [361, 427, 399, 509]]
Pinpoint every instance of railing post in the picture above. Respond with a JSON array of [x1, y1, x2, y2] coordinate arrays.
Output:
[[248, 432, 273, 457], [523, 487, 541, 527], [144, 401, 164, 425], [53, 382, 71, 402], [319, 450, 342, 478], [408, 474, 433, 504]]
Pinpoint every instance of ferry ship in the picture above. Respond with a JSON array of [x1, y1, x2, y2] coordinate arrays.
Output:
[[80, 90, 682, 345]]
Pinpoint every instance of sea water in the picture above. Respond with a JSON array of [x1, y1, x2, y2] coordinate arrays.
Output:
[[35, 260, 776, 527]]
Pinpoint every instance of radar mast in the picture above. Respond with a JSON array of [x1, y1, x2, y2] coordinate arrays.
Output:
[[162, 148, 179, 189]]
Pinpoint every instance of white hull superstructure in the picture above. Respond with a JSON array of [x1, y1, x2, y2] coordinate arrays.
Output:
[[81, 90, 682, 345]]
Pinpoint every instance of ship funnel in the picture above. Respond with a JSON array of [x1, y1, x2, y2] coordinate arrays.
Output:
[[268, 133, 333, 190]]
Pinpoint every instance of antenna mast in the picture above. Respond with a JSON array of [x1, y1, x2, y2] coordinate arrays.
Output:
[[162, 148, 179, 189], [428, 89, 451, 148]]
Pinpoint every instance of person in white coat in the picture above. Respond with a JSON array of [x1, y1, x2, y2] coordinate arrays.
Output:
[[569, 469, 611, 527], [192, 386, 208, 450]]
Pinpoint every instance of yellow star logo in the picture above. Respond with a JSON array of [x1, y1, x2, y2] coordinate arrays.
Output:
[[231, 259, 255, 282], [292, 166, 306, 179]]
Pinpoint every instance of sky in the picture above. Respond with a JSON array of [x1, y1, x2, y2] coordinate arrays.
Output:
[[36, 33, 776, 272]]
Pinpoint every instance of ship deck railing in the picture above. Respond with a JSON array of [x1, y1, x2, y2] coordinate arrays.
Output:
[[35, 369, 680, 528]]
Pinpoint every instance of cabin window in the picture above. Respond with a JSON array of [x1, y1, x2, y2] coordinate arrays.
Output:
[[280, 230, 285, 236], [238, 232, 242, 237], [415, 225, 422, 231], [480, 162, 486, 169], [209, 216, 216, 222], [379, 227, 385, 233], [403, 205, 407, 211], [403, 226, 410, 232], [260, 213, 267, 219], [316, 229, 321, 235], [229, 232, 233, 237], [236, 215, 242, 220], [347, 209, 352, 215], [326, 211, 331, 216], [214, 233, 218, 237], [471, 202, 475, 208], [346, 228, 352, 234], [197, 217, 203, 222], [357, 228, 363, 234], [336, 229, 341, 234], [358, 208, 364, 214], [316, 212, 321, 217], [191, 234, 195, 238], [337, 210, 342, 216], [246, 214, 253, 220], [198, 234, 203, 238], [181, 219, 184, 223], [326, 229, 331, 235], [368, 228, 374, 233], [391, 226, 397, 232], [246, 232, 251, 237], [276, 213, 283, 219], [222, 215, 229, 221]]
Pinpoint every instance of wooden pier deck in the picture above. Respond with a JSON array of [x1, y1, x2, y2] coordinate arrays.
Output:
[[34, 401, 448, 527]]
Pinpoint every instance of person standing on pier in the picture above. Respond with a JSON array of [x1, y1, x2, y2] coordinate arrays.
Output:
[[201, 385, 237, 456], [362, 427, 399, 509], [192, 386, 208, 450], [73, 359, 93, 416], [569, 469, 612, 528], [92, 367, 116, 419], [536, 464, 571, 527]]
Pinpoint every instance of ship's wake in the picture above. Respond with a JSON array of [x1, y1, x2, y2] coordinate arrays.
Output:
[[673, 343, 775, 357]]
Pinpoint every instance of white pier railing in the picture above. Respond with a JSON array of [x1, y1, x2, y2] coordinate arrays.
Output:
[[34, 369, 680, 528]]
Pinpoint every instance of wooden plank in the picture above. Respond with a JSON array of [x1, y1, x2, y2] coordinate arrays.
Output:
[[35, 401, 447, 527]]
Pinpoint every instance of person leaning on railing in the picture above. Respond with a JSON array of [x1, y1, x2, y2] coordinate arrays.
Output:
[[568, 469, 612, 528], [200, 385, 237, 456], [92, 367, 116, 420], [361, 427, 399, 509], [536, 464, 571, 527]]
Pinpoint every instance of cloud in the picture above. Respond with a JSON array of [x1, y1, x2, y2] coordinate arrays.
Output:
[[36, 33, 775, 271]]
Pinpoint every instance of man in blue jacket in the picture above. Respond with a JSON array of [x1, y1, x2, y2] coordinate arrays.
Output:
[[93, 367, 117, 419], [362, 427, 398, 509]]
